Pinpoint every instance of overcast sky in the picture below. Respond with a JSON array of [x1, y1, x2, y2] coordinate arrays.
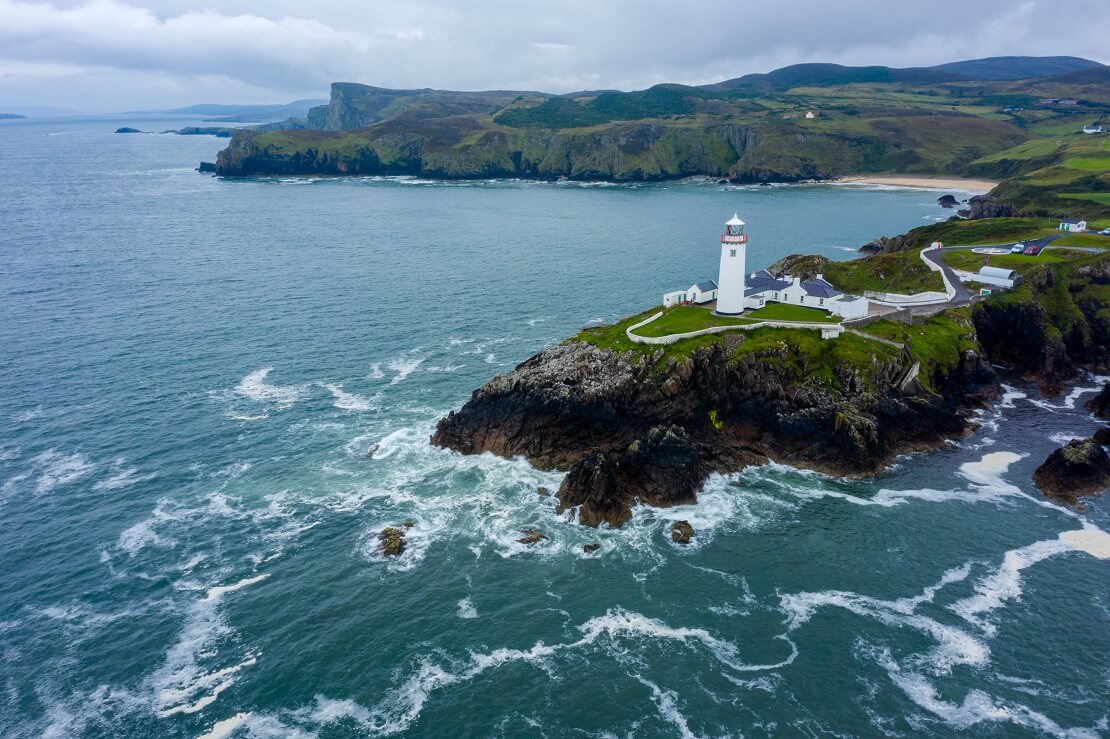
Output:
[[1, 0, 1108, 113]]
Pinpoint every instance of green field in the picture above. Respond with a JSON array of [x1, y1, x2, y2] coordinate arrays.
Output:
[[1063, 158, 1110, 171], [1061, 192, 1110, 206], [940, 248, 1079, 273], [746, 304, 839, 323], [1053, 233, 1110, 247], [631, 306, 755, 338], [859, 309, 980, 392], [825, 250, 945, 294]]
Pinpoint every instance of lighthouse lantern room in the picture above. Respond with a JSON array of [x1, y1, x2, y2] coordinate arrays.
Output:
[[716, 213, 748, 314]]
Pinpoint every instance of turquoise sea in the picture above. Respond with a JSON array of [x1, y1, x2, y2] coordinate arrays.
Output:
[[1, 117, 1108, 738]]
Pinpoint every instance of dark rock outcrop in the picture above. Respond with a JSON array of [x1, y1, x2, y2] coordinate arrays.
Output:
[[432, 339, 997, 527], [197, 161, 217, 173], [671, 521, 695, 544], [938, 194, 959, 208], [379, 527, 405, 556], [582, 543, 600, 554], [554, 426, 709, 527], [965, 194, 1032, 219], [1033, 439, 1110, 505], [115, 127, 142, 134], [1087, 383, 1110, 419], [518, 529, 548, 545], [1093, 427, 1110, 446], [766, 254, 832, 281]]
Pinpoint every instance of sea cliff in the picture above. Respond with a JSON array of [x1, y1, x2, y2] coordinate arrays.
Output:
[[433, 320, 998, 527]]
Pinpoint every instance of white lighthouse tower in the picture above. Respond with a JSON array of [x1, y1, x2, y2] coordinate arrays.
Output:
[[716, 213, 748, 315]]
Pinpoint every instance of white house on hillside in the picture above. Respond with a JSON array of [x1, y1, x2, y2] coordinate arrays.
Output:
[[1059, 218, 1087, 232], [1083, 125, 1104, 134], [662, 215, 870, 320], [744, 270, 870, 319], [663, 280, 718, 307]]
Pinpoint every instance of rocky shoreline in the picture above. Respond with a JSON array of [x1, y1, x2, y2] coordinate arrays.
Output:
[[432, 336, 998, 527]]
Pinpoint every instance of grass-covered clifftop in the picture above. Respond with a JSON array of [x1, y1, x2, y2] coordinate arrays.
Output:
[[213, 60, 1109, 215]]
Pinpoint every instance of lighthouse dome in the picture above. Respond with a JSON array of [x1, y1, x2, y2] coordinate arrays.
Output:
[[726, 213, 745, 227]]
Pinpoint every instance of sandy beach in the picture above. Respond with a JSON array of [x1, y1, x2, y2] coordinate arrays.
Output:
[[835, 175, 998, 192]]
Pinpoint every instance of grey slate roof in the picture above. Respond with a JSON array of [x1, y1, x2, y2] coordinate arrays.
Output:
[[800, 278, 842, 299], [693, 280, 718, 292], [746, 270, 790, 293], [1060, 217, 1084, 224]]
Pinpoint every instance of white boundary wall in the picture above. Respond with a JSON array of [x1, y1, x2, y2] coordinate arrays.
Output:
[[625, 312, 845, 345]]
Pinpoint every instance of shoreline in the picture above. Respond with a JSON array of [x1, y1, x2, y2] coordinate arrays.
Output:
[[832, 175, 998, 192]]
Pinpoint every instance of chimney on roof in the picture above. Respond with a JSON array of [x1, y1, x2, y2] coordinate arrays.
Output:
[[816, 273, 823, 281]]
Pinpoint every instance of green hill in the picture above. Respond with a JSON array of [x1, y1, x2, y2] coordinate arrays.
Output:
[[212, 56, 1109, 217]]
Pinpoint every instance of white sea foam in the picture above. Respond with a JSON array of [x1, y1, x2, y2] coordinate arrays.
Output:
[[93, 465, 155, 491], [117, 520, 172, 556], [1049, 431, 1083, 445], [388, 356, 424, 384], [998, 384, 1027, 408], [951, 525, 1110, 634], [635, 676, 700, 739], [1027, 375, 1110, 412], [31, 451, 95, 494], [885, 662, 1101, 738], [234, 367, 305, 407], [456, 597, 478, 619], [424, 364, 464, 373], [147, 573, 269, 718], [321, 383, 378, 411], [196, 712, 253, 739]]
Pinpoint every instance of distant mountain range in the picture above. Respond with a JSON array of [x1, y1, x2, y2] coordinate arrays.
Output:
[[705, 56, 1103, 90], [134, 99, 327, 122]]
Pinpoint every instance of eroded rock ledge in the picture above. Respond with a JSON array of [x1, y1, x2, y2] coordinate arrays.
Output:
[[432, 339, 997, 527]]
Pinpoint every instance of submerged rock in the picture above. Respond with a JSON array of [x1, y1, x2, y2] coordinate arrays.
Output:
[[537, 486, 551, 498], [670, 521, 695, 544], [379, 527, 406, 557], [518, 529, 548, 545], [1033, 439, 1110, 505], [582, 543, 600, 554]]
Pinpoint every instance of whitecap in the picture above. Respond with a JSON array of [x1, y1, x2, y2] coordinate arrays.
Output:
[[322, 383, 378, 411], [388, 356, 424, 384], [456, 597, 478, 619], [233, 367, 305, 407], [93, 466, 155, 491], [117, 520, 173, 557], [31, 451, 95, 494], [368, 362, 384, 379]]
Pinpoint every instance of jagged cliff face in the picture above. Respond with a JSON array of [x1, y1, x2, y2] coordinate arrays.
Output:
[[432, 338, 997, 527], [215, 122, 765, 180]]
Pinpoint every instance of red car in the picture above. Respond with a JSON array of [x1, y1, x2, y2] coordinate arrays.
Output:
[[1023, 244, 1041, 255]]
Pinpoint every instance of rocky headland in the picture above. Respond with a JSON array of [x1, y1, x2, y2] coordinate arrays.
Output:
[[433, 225, 1110, 525], [433, 326, 997, 527]]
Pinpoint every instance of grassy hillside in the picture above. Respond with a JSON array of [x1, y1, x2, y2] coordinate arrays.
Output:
[[214, 59, 1109, 216]]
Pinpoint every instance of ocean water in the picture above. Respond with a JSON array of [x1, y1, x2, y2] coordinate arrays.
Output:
[[1, 117, 1108, 738]]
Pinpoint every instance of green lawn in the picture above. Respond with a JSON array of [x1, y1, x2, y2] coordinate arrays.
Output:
[[746, 304, 839, 323], [1053, 233, 1110, 247], [632, 305, 754, 338], [1063, 158, 1110, 171], [1061, 192, 1110, 206], [825, 250, 946, 294], [940, 248, 1080, 274]]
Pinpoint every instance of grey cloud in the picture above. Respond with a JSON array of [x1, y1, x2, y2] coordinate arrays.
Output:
[[0, 0, 1107, 112]]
